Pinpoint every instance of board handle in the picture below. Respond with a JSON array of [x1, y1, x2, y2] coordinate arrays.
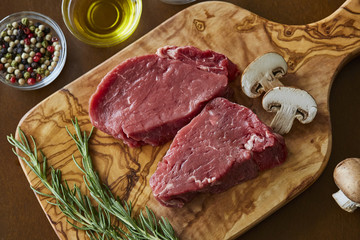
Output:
[[321, 0, 360, 31], [314, 0, 360, 55], [335, 0, 360, 17], [270, 0, 360, 72]]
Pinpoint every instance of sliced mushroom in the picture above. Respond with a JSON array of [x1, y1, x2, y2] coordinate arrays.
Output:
[[241, 52, 288, 98], [333, 158, 360, 212], [262, 87, 317, 135]]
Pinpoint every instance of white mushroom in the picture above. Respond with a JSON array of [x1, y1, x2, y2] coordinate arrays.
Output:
[[262, 87, 317, 135], [241, 52, 288, 98], [333, 158, 360, 212]]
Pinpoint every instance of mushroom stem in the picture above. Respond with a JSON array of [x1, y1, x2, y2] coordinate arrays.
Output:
[[332, 189, 360, 212], [259, 73, 284, 92], [270, 104, 296, 135], [262, 87, 317, 135]]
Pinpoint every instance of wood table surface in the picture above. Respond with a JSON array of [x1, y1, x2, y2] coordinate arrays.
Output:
[[1, 0, 359, 239]]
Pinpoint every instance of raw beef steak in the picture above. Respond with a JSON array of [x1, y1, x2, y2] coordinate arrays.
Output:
[[156, 46, 239, 79], [89, 46, 239, 147], [149, 97, 287, 208]]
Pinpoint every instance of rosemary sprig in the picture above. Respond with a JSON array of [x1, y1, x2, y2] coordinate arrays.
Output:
[[7, 129, 120, 240], [66, 119, 178, 240], [7, 119, 178, 240]]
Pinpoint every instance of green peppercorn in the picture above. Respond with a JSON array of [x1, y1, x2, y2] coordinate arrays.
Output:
[[0, 31, 6, 38], [37, 67, 44, 75], [11, 60, 17, 67], [6, 23, 12, 30], [5, 53, 12, 59], [23, 71, 30, 79], [40, 57, 45, 64], [37, 31, 44, 37], [29, 25, 35, 32], [41, 40, 48, 48], [44, 70, 50, 76], [21, 18, 29, 26]]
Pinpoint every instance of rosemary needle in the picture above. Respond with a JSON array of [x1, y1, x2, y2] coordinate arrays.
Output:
[[7, 119, 178, 240]]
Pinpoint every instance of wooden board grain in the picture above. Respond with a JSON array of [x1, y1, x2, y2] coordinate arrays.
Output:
[[16, 0, 360, 239]]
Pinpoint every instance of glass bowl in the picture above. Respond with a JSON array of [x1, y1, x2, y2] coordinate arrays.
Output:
[[0, 11, 67, 90], [61, 0, 142, 47]]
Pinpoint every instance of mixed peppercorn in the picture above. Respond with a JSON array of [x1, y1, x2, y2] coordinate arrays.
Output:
[[0, 17, 61, 86]]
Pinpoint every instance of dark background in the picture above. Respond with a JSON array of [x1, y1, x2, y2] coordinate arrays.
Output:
[[1, 0, 359, 239]]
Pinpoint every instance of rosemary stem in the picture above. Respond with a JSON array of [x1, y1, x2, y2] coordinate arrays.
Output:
[[7, 119, 178, 240]]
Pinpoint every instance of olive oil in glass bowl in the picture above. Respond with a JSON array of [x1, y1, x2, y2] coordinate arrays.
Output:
[[61, 0, 142, 47]]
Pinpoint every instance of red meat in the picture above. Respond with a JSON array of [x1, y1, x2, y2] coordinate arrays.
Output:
[[89, 46, 239, 147], [150, 98, 287, 207]]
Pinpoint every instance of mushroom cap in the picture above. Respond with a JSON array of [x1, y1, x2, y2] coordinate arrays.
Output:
[[262, 87, 317, 123], [334, 158, 360, 203], [241, 52, 287, 98]]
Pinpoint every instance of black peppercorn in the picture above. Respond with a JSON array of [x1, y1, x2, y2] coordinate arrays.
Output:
[[30, 62, 38, 68], [44, 27, 50, 34], [36, 36, 43, 42], [18, 29, 25, 39]]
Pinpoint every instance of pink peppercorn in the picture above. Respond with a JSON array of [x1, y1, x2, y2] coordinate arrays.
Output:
[[10, 76, 16, 83], [33, 56, 40, 62], [36, 74, 42, 82], [24, 38, 30, 45], [27, 78, 36, 85], [23, 28, 30, 35], [47, 45, 54, 53]]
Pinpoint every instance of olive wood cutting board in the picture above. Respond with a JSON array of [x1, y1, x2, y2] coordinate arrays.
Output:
[[15, 0, 360, 239]]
